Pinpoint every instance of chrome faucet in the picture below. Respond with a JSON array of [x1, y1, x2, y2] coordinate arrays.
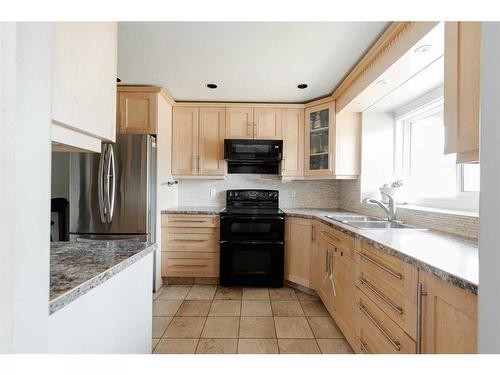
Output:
[[363, 192, 396, 221]]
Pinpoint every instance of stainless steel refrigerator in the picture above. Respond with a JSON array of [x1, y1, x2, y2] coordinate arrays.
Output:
[[69, 134, 156, 243]]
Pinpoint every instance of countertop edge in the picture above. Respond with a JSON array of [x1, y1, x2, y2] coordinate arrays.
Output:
[[49, 243, 157, 315], [284, 211, 478, 295], [163, 207, 478, 295]]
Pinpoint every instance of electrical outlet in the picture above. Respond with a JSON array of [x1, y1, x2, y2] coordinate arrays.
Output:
[[210, 188, 216, 197]]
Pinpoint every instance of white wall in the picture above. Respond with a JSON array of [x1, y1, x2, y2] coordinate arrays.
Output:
[[360, 111, 395, 199], [0, 23, 52, 353], [478, 22, 500, 353], [155, 95, 177, 289]]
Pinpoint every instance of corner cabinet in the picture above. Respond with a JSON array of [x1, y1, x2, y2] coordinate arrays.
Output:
[[52, 22, 117, 153], [172, 107, 226, 177], [444, 22, 481, 163], [304, 101, 360, 179]]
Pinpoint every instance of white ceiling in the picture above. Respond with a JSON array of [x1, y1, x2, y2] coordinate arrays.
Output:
[[117, 22, 389, 103]]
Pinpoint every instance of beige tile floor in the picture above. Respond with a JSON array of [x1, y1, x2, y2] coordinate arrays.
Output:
[[152, 284, 353, 354]]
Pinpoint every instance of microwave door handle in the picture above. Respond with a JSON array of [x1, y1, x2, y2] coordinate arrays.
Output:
[[98, 144, 107, 223]]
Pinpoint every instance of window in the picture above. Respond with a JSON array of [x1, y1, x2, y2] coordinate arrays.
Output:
[[395, 101, 479, 210]]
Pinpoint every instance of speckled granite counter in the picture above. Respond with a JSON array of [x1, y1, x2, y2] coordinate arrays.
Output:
[[162, 206, 224, 215], [283, 208, 478, 294], [162, 206, 478, 294], [50, 240, 156, 314]]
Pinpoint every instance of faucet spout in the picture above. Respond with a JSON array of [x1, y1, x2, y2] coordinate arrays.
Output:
[[363, 192, 396, 221]]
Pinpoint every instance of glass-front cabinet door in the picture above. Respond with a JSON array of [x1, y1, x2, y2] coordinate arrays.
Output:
[[305, 101, 335, 176]]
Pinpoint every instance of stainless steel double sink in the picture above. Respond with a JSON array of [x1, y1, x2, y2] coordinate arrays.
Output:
[[324, 215, 425, 230]]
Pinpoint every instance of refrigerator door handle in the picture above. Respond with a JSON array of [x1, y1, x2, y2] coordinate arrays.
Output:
[[107, 144, 116, 223], [97, 144, 107, 223]]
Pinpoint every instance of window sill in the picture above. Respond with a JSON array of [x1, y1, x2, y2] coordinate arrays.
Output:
[[396, 203, 479, 218]]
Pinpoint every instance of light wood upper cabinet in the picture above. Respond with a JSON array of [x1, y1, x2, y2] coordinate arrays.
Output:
[[172, 107, 199, 175], [304, 101, 336, 177], [281, 108, 304, 177], [284, 217, 312, 287], [172, 107, 226, 177], [199, 108, 226, 175], [226, 107, 254, 139], [444, 22, 481, 163], [254, 108, 282, 139], [419, 271, 477, 353], [117, 91, 157, 134], [51, 22, 117, 152]]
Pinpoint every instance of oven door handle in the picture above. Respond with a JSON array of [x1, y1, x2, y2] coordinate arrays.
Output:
[[220, 240, 284, 245], [220, 216, 284, 220]]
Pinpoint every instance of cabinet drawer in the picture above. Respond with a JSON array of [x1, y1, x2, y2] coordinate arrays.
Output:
[[162, 214, 219, 228], [162, 251, 219, 277], [162, 228, 219, 252], [355, 241, 417, 303], [355, 288, 416, 354], [319, 224, 355, 257], [355, 271, 417, 339]]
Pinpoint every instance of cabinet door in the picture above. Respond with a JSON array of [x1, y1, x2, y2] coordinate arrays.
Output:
[[199, 108, 226, 176], [281, 108, 304, 177], [332, 250, 355, 346], [52, 22, 117, 143], [118, 92, 157, 134], [172, 107, 199, 175], [317, 237, 336, 316], [226, 107, 254, 139], [420, 271, 477, 353], [444, 22, 481, 162], [304, 101, 335, 176], [254, 108, 282, 139], [309, 221, 320, 290], [284, 218, 312, 287]]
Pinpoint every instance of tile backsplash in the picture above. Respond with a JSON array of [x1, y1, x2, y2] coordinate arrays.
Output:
[[178, 175, 340, 208], [339, 179, 479, 239]]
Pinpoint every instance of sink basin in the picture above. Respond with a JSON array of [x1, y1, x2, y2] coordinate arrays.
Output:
[[325, 215, 382, 222], [344, 221, 424, 229]]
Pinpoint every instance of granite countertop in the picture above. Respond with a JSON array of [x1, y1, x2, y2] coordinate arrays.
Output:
[[162, 206, 478, 294], [283, 208, 478, 294], [162, 206, 224, 215], [50, 240, 156, 314]]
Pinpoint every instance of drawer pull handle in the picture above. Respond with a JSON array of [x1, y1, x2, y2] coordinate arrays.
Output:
[[170, 219, 208, 223], [172, 264, 208, 267], [358, 337, 371, 354], [359, 277, 404, 315], [357, 252, 403, 280], [173, 238, 207, 242], [321, 230, 341, 243], [358, 303, 401, 351]]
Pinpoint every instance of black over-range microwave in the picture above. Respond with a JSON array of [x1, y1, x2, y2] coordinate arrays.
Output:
[[224, 139, 283, 174]]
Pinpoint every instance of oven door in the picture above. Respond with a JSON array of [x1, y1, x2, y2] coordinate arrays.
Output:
[[220, 215, 284, 242], [220, 241, 284, 287]]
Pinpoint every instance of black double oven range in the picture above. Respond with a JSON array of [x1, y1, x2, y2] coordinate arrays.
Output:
[[219, 189, 284, 287]]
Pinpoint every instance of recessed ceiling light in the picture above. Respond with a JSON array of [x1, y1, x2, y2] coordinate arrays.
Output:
[[297, 84, 308, 89], [376, 78, 389, 86], [353, 100, 364, 105], [206, 83, 218, 89], [414, 44, 432, 55]]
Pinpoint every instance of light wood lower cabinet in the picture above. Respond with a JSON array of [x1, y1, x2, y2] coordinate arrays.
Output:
[[161, 214, 219, 278], [355, 288, 416, 354], [284, 217, 312, 287], [419, 271, 477, 353]]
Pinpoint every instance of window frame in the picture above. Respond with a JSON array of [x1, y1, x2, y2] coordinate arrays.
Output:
[[393, 99, 479, 211]]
